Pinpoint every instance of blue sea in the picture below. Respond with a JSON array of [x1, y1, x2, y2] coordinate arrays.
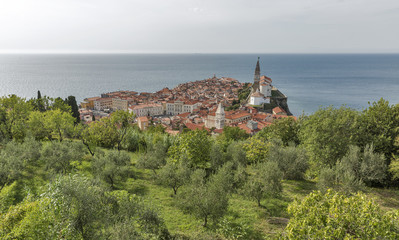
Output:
[[0, 54, 398, 116]]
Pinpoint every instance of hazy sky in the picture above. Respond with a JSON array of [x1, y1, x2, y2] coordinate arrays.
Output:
[[0, 0, 398, 53]]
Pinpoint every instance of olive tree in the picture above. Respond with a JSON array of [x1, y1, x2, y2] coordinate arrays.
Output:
[[268, 141, 308, 180], [0, 138, 41, 189], [168, 129, 212, 169], [299, 106, 360, 171], [242, 161, 282, 207], [92, 150, 131, 188], [136, 141, 167, 175], [178, 164, 234, 227], [157, 161, 191, 195], [41, 141, 85, 175]]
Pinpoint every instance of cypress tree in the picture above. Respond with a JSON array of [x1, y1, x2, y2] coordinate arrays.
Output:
[[65, 96, 80, 123], [37, 90, 45, 112]]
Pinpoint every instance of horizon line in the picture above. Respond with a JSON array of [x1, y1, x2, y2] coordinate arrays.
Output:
[[0, 52, 399, 55]]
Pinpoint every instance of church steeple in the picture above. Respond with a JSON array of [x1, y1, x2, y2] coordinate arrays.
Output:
[[215, 102, 225, 129], [253, 57, 261, 91]]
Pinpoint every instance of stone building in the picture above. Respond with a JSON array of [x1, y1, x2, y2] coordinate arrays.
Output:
[[205, 103, 225, 129], [248, 58, 273, 106], [129, 104, 163, 117]]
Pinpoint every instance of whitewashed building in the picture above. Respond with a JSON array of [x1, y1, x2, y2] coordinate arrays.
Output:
[[166, 100, 200, 115], [129, 104, 163, 117]]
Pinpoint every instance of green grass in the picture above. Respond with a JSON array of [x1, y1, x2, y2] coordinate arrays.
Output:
[[120, 154, 399, 239], [12, 145, 398, 239]]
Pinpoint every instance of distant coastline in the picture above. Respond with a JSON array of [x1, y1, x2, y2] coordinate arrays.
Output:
[[1, 53, 399, 116]]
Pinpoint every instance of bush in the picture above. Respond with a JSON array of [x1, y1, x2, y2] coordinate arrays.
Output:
[[40, 141, 85, 175], [268, 142, 308, 180], [284, 190, 399, 239]]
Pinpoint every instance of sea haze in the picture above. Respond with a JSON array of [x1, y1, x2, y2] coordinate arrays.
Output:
[[0, 53, 398, 116]]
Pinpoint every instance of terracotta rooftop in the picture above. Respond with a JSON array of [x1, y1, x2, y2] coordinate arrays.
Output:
[[272, 107, 286, 114], [225, 110, 251, 120], [137, 116, 149, 122]]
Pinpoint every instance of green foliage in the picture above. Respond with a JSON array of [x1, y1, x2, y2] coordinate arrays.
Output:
[[0, 139, 41, 189], [121, 127, 141, 152], [390, 158, 399, 180], [210, 142, 226, 171], [218, 126, 249, 149], [359, 144, 388, 185], [299, 106, 360, 171], [45, 174, 111, 239], [0, 198, 59, 240], [157, 162, 191, 195], [256, 117, 299, 146], [319, 145, 388, 193], [225, 141, 248, 167], [109, 110, 135, 151], [178, 164, 234, 227], [243, 137, 270, 163], [284, 190, 399, 239], [136, 141, 167, 175], [359, 98, 399, 162], [65, 96, 80, 124], [317, 167, 338, 192], [27, 111, 51, 141], [52, 97, 71, 112], [216, 217, 253, 240], [238, 83, 251, 103], [168, 130, 212, 169], [268, 141, 308, 180], [92, 150, 131, 188], [80, 110, 134, 151], [0, 95, 33, 141], [242, 161, 282, 206], [106, 190, 170, 239], [45, 109, 75, 141], [83, 117, 119, 149], [41, 141, 85, 175], [0, 182, 18, 214]]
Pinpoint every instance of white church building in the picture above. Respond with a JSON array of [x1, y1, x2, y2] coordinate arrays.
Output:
[[249, 58, 273, 106]]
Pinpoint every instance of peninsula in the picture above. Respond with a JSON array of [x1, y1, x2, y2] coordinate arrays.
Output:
[[79, 58, 294, 134]]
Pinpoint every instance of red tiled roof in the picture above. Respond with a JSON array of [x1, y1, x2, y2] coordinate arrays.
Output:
[[185, 122, 205, 131], [137, 116, 149, 122], [178, 112, 191, 118], [273, 107, 285, 114], [226, 110, 251, 120]]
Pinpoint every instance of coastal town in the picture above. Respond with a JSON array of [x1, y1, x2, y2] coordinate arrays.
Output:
[[79, 58, 295, 135]]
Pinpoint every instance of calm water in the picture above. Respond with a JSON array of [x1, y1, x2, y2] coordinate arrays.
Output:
[[0, 54, 398, 116]]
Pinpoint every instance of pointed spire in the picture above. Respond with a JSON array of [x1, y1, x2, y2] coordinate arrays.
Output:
[[253, 57, 261, 91], [216, 102, 224, 115], [255, 57, 260, 74]]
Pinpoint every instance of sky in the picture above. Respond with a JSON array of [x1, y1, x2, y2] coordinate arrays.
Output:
[[0, 0, 398, 53]]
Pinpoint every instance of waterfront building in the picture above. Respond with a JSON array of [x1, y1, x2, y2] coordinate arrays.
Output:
[[112, 98, 128, 111], [94, 98, 113, 111], [81, 97, 101, 109], [248, 58, 273, 106], [129, 104, 163, 117]]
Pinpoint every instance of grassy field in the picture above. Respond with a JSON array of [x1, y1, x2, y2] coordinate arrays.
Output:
[[110, 151, 399, 239]]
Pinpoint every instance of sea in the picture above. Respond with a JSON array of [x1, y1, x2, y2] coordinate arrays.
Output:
[[0, 53, 398, 116]]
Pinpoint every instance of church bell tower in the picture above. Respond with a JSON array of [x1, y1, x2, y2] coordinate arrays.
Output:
[[215, 102, 225, 129], [253, 57, 261, 91]]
